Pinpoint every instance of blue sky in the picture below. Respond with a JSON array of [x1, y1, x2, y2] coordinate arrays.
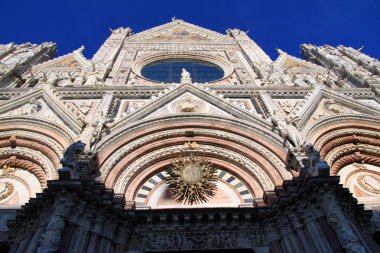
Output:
[[1, 0, 379, 61]]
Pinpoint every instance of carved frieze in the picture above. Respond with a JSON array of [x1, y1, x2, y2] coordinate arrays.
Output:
[[131, 230, 265, 252]]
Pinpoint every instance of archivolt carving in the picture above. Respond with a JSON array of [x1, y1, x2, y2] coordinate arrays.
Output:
[[0, 157, 47, 187], [113, 144, 276, 194], [0, 147, 57, 180], [304, 115, 380, 144], [99, 127, 287, 180], [357, 174, 380, 195], [319, 132, 380, 158], [98, 116, 285, 157], [0, 130, 64, 155], [308, 121, 380, 176], [0, 137, 61, 168], [0, 116, 76, 148], [331, 153, 380, 175], [325, 144, 380, 164]]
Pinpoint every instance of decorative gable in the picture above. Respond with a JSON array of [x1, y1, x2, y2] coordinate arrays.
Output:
[[144, 27, 214, 42], [111, 83, 269, 130], [127, 19, 230, 42], [53, 56, 80, 68], [3, 98, 68, 126], [0, 87, 85, 134], [295, 87, 380, 130], [146, 92, 233, 119], [275, 51, 328, 74], [31, 48, 88, 72]]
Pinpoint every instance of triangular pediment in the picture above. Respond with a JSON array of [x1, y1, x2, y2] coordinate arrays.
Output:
[[127, 19, 230, 42], [0, 87, 85, 134], [111, 83, 270, 130], [147, 91, 234, 119], [275, 51, 328, 74], [32, 49, 88, 72], [295, 87, 380, 129]]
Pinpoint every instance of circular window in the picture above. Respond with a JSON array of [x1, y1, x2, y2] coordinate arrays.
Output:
[[141, 58, 224, 83]]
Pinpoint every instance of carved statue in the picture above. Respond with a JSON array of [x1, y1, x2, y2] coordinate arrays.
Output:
[[58, 72, 72, 87], [321, 72, 335, 87], [127, 73, 140, 85], [229, 73, 240, 85], [271, 112, 303, 147], [342, 62, 353, 73], [292, 73, 308, 86], [46, 72, 59, 85], [73, 75, 84, 86], [325, 99, 348, 114], [0, 43, 14, 55], [21, 98, 42, 115], [0, 63, 8, 76], [109, 27, 132, 34], [0, 156, 16, 176], [322, 199, 366, 253], [304, 74, 317, 86], [180, 68, 192, 84], [36, 197, 74, 253], [84, 70, 98, 86], [60, 141, 86, 170], [353, 67, 371, 81], [35, 72, 47, 83], [82, 111, 113, 150], [83, 61, 99, 86], [266, 63, 283, 85], [284, 117, 304, 147], [281, 74, 294, 86], [303, 143, 330, 176], [177, 97, 199, 112], [183, 141, 199, 150], [267, 72, 282, 85]]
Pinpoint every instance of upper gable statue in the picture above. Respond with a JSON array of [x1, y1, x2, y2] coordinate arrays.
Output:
[[180, 68, 192, 84]]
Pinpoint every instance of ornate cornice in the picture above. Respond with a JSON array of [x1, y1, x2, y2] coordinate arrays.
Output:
[[304, 114, 380, 144], [0, 116, 76, 147]]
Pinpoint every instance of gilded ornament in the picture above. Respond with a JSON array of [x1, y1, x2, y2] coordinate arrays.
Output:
[[165, 153, 217, 205]]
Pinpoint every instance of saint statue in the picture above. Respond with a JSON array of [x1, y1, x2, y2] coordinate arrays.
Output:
[[180, 68, 192, 84]]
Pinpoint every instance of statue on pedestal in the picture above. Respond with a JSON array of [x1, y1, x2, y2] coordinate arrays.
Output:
[[180, 68, 192, 84]]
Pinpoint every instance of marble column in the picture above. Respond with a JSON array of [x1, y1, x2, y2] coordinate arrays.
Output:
[[115, 222, 130, 253], [263, 219, 284, 253], [300, 207, 333, 253], [36, 195, 75, 253], [319, 191, 367, 253], [277, 215, 303, 253], [67, 210, 93, 253], [98, 219, 117, 253], [86, 213, 105, 253], [288, 211, 313, 253], [317, 216, 345, 253]]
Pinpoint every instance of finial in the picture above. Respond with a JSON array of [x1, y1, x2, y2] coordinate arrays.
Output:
[[172, 16, 176, 22], [276, 48, 285, 55], [75, 45, 85, 53], [358, 46, 364, 52]]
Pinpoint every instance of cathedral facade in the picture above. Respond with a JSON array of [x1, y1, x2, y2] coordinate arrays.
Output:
[[0, 19, 380, 252]]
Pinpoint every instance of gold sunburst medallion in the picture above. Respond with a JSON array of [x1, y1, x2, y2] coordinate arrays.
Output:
[[165, 154, 218, 205]]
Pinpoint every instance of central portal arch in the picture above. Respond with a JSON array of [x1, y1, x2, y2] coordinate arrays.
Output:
[[97, 115, 292, 209]]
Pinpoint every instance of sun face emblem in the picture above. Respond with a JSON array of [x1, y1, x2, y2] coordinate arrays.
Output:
[[165, 153, 218, 205]]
